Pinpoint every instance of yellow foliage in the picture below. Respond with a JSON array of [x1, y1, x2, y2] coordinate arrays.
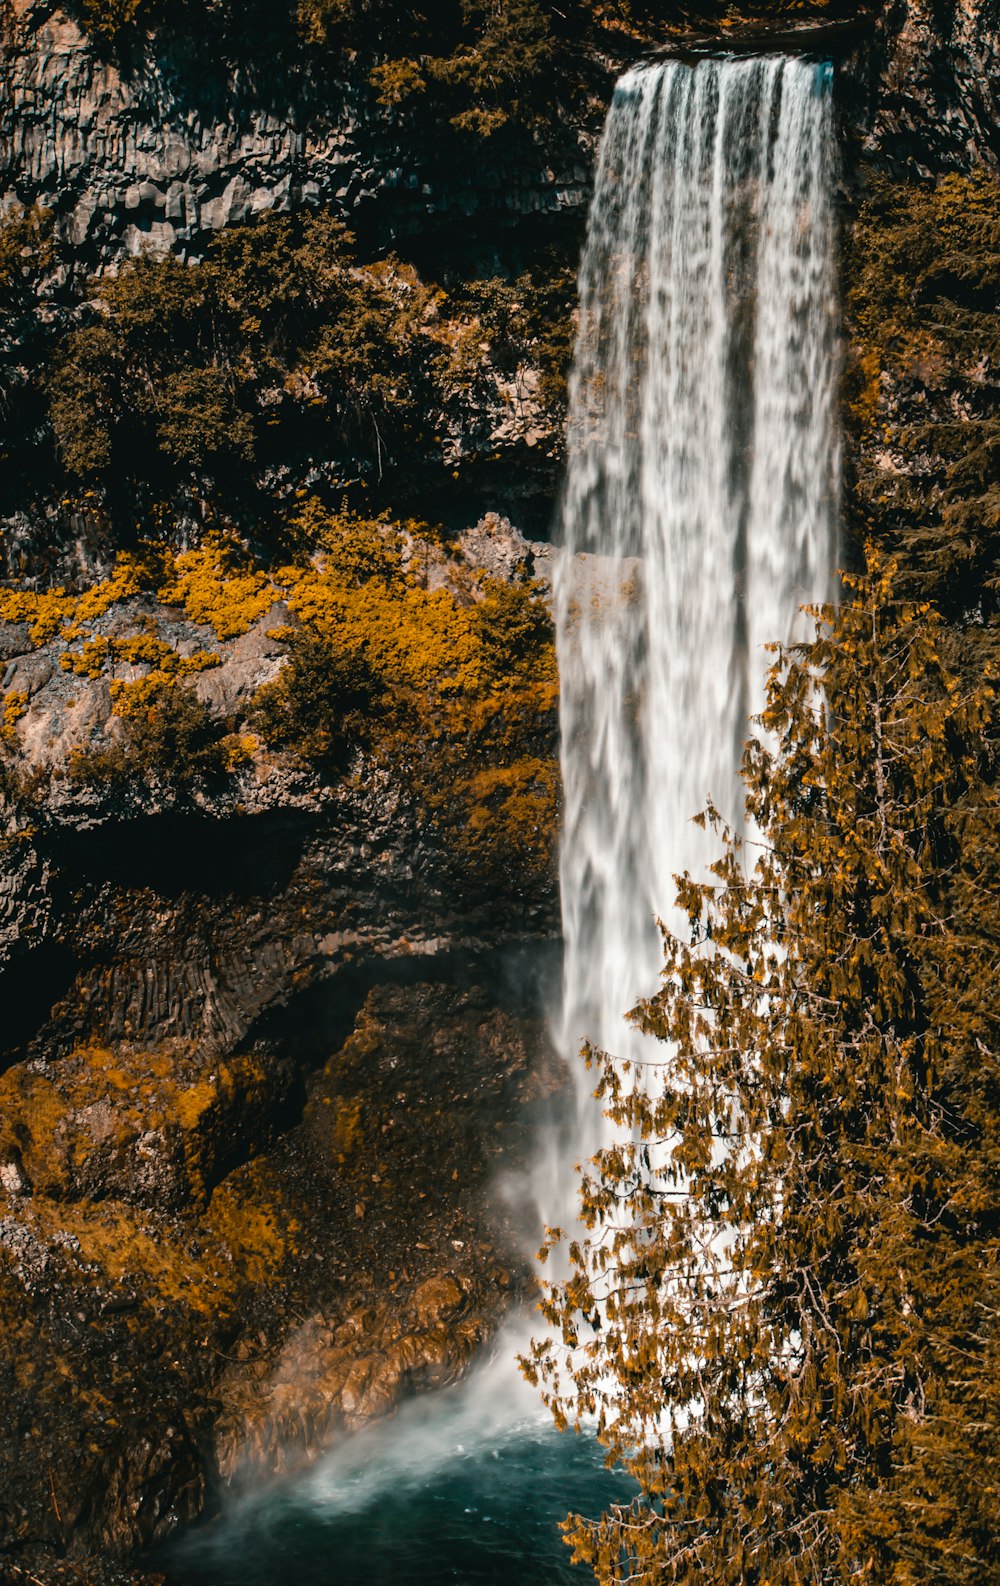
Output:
[[26, 1196, 233, 1318], [844, 346, 882, 440], [0, 1037, 300, 1329], [0, 555, 143, 646], [1, 689, 28, 743], [205, 1168, 290, 1287], [109, 674, 176, 716], [158, 540, 277, 639], [0, 1041, 279, 1214], [0, 586, 76, 647], [463, 757, 559, 864], [222, 732, 258, 771], [283, 570, 486, 695], [329, 1096, 366, 1164], [370, 56, 427, 107], [61, 632, 220, 682], [70, 558, 145, 629]]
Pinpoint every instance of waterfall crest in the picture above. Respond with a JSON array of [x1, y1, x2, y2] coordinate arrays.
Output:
[[554, 55, 839, 1187]]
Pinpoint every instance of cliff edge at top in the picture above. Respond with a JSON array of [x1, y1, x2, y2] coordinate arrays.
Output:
[[3, 0, 998, 284]]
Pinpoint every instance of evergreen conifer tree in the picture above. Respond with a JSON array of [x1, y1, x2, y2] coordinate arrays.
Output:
[[528, 553, 1000, 1585]]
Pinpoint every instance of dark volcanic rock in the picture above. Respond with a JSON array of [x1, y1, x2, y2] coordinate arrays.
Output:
[[863, 0, 1000, 174], [0, 0, 599, 276]]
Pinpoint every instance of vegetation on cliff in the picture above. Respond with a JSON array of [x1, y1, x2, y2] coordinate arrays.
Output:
[[0, 0, 858, 561], [0, 506, 558, 889], [37, 213, 573, 540], [0, 500, 558, 1568], [847, 171, 1000, 648], [531, 555, 1000, 1584]]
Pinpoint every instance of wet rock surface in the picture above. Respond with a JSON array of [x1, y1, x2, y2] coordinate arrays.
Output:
[[0, 971, 564, 1573]]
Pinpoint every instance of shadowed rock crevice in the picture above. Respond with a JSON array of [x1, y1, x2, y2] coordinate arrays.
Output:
[[45, 811, 312, 901]]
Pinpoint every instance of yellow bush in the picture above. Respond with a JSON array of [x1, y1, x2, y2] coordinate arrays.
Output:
[[61, 633, 220, 682], [1, 689, 28, 745], [158, 540, 278, 639], [0, 555, 144, 647]]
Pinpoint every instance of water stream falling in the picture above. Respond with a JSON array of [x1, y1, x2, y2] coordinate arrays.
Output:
[[552, 53, 839, 1205], [168, 51, 839, 1586]]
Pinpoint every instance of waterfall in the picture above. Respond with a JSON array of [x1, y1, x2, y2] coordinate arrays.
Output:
[[553, 54, 839, 1194]]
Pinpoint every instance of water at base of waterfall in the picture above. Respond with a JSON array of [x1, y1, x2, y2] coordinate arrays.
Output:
[[159, 1370, 634, 1586]]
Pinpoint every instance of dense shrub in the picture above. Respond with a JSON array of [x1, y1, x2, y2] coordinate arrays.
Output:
[[423, 0, 561, 139], [472, 575, 555, 682], [73, 0, 569, 137], [453, 265, 576, 409], [73, 0, 869, 50], [250, 628, 382, 771], [847, 171, 1000, 626], [77, 0, 566, 115], [49, 217, 399, 494], [290, 501, 403, 584], [70, 678, 229, 794], [0, 206, 55, 318], [44, 213, 573, 537]]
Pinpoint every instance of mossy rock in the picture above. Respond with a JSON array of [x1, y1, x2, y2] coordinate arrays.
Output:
[[0, 1042, 293, 1211]]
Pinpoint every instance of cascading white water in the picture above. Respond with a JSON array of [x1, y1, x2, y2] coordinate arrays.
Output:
[[552, 53, 839, 1203]]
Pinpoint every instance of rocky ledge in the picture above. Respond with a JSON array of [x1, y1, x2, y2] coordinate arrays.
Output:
[[0, 512, 562, 1575]]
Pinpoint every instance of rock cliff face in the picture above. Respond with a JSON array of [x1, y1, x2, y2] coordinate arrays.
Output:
[[860, 0, 1000, 173], [0, 570, 556, 1078], [0, 0, 597, 275], [0, 969, 560, 1566], [1, 0, 997, 289], [0, 506, 561, 1575]]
